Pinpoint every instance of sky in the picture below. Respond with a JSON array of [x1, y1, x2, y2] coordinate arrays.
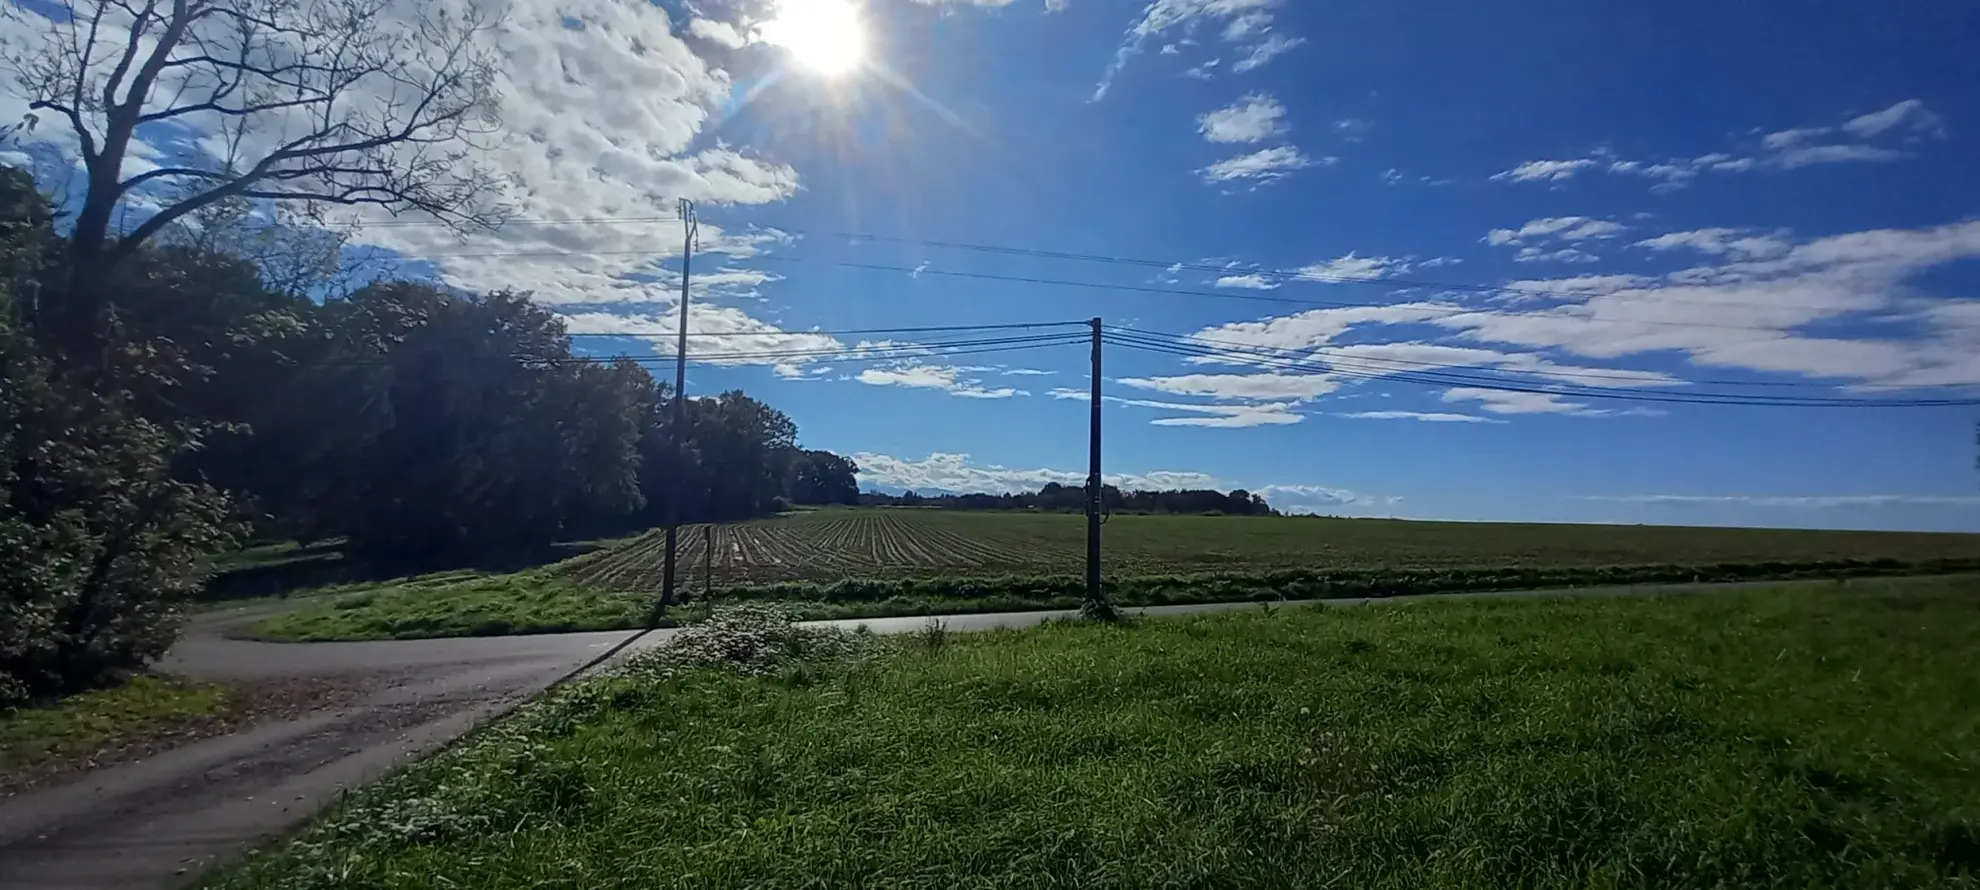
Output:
[[6, 0, 1980, 531]]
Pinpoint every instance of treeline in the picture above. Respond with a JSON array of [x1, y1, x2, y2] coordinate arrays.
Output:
[[864, 482, 1279, 516], [0, 167, 851, 703]]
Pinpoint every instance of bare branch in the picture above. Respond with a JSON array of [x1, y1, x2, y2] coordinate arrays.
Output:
[[6, 0, 509, 312]]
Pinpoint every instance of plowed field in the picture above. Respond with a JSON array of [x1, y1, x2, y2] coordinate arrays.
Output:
[[562, 507, 1980, 591]]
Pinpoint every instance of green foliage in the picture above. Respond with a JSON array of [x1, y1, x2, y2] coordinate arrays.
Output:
[[0, 323, 234, 702], [249, 572, 657, 641], [206, 576, 1980, 889], [1, 173, 234, 702]]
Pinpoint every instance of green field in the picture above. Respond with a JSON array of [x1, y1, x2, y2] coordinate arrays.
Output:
[[208, 576, 1980, 889], [249, 508, 1980, 641], [566, 507, 1980, 589]]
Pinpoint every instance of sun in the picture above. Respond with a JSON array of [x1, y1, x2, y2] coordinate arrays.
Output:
[[758, 0, 866, 76]]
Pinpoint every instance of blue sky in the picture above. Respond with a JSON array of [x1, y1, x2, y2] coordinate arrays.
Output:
[[7, 0, 1980, 530]]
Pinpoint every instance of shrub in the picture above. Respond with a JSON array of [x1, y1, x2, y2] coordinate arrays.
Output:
[[0, 325, 232, 705]]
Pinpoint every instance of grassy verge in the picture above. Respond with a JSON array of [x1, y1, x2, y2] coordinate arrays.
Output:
[[2, 676, 236, 787], [208, 575, 1980, 889], [249, 556, 1980, 641], [247, 571, 667, 641]]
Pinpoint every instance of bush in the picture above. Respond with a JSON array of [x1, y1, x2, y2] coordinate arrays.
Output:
[[0, 325, 232, 705]]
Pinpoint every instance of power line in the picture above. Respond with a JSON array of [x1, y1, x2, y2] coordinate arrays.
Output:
[[334, 213, 1844, 314], [1106, 331, 1980, 409], [305, 332, 1086, 369], [352, 242, 1874, 336]]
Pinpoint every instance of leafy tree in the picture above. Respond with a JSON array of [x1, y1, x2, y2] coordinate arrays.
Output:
[[789, 450, 860, 506]]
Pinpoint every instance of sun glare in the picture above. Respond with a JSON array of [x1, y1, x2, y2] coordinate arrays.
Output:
[[759, 0, 866, 76]]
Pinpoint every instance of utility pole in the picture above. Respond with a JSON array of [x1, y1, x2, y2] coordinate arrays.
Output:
[[1083, 317, 1112, 619], [658, 199, 697, 618]]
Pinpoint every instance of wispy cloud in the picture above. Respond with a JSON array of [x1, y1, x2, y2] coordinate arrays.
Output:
[[1092, 0, 1301, 100], [1214, 273, 1282, 290], [1198, 93, 1287, 143], [1339, 410, 1505, 424], [1200, 145, 1323, 185], [856, 363, 1023, 399], [1493, 99, 1944, 190]]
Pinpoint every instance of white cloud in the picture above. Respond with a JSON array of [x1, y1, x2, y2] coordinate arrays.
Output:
[[687, 18, 747, 48], [1514, 246, 1600, 264], [1633, 228, 1792, 260], [850, 451, 1223, 494], [856, 363, 1022, 399], [1200, 145, 1317, 184], [1425, 219, 1980, 389], [1771, 144, 1907, 169], [1577, 494, 1980, 508], [1183, 302, 1457, 356], [1499, 100, 1942, 191], [1214, 273, 1281, 290], [1840, 99, 1945, 140], [1441, 388, 1603, 416], [1117, 372, 1343, 402], [1485, 216, 1627, 246], [1147, 404, 1303, 427], [1339, 411, 1505, 424], [1760, 127, 1831, 151], [1490, 159, 1597, 183], [1296, 252, 1404, 282], [1002, 367, 1058, 376], [1198, 94, 1287, 144], [1257, 484, 1392, 510]]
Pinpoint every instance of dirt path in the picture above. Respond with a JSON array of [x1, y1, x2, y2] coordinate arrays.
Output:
[[0, 605, 661, 890]]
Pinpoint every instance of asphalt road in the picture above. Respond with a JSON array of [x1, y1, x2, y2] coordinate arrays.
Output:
[[0, 578, 1811, 889]]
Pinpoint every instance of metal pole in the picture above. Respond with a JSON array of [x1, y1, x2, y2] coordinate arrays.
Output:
[[1084, 317, 1110, 618], [659, 200, 696, 614], [702, 523, 714, 610]]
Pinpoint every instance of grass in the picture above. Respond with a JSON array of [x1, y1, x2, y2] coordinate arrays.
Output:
[[1, 676, 235, 781], [251, 552, 1980, 641], [207, 575, 1980, 889], [248, 570, 664, 641]]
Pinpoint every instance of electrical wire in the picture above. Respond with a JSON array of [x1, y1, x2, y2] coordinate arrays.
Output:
[[332, 212, 1842, 314]]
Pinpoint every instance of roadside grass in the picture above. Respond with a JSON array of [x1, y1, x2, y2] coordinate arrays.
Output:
[[248, 571, 660, 641], [211, 576, 1980, 889], [249, 555, 1980, 641], [1, 676, 235, 783]]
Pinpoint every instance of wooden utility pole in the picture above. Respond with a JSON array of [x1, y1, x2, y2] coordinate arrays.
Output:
[[658, 199, 697, 617], [1084, 317, 1111, 619]]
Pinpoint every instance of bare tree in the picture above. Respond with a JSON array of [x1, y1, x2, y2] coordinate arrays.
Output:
[[3, 0, 505, 349]]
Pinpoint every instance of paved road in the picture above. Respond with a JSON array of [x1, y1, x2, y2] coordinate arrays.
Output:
[[0, 578, 1828, 889]]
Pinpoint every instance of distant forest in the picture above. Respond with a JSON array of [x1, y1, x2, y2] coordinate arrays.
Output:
[[861, 483, 1279, 516]]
